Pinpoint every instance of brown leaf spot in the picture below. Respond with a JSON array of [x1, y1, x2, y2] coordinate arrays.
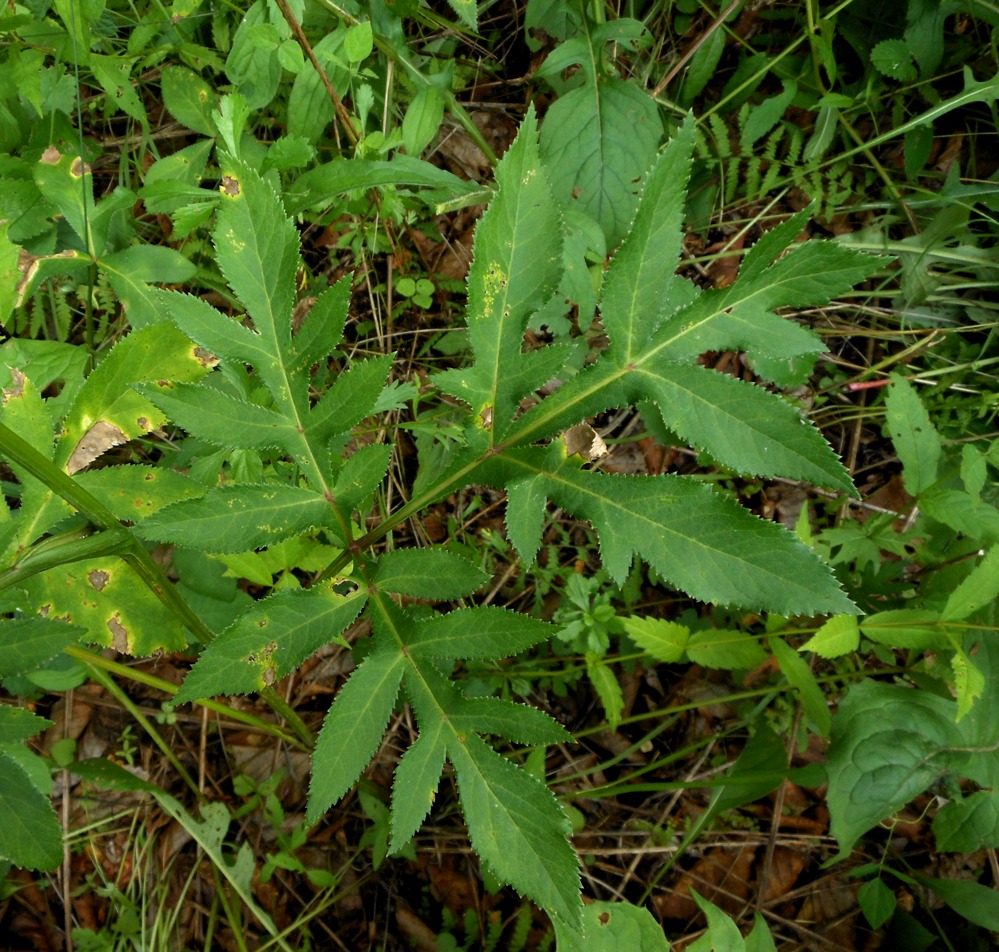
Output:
[[39, 146, 61, 165], [107, 613, 129, 653], [220, 175, 240, 197], [137, 417, 149, 430], [70, 156, 92, 178], [3, 368, 26, 401], [88, 569, 110, 591], [67, 420, 128, 474], [194, 346, 218, 368]]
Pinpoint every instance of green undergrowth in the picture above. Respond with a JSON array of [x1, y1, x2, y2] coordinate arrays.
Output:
[[0, 0, 997, 948]]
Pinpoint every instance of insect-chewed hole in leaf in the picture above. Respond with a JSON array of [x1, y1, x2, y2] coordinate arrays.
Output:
[[67, 420, 128, 474], [564, 423, 608, 462], [220, 175, 240, 197], [88, 569, 110, 592]]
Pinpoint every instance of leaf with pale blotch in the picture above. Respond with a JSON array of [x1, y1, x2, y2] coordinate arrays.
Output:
[[56, 323, 212, 473], [371, 549, 489, 600], [175, 585, 366, 702], [137, 484, 333, 553], [20, 557, 187, 654], [214, 154, 300, 356], [436, 106, 563, 431]]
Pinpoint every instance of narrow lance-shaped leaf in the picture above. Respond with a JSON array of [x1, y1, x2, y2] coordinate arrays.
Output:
[[307, 647, 405, 825], [175, 586, 367, 702], [138, 484, 334, 553], [436, 106, 563, 431], [449, 733, 582, 929]]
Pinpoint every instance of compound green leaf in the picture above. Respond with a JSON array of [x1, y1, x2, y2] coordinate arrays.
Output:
[[911, 872, 999, 932], [0, 753, 62, 870], [161, 65, 217, 135], [214, 155, 299, 357], [637, 364, 854, 493], [0, 617, 85, 678], [305, 355, 394, 444], [623, 616, 688, 662], [150, 289, 276, 371], [224, 0, 282, 110], [449, 732, 581, 929], [687, 630, 768, 672], [0, 705, 53, 745], [826, 680, 967, 860], [491, 452, 856, 614], [175, 585, 367, 702], [307, 647, 405, 824], [800, 614, 859, 658], [101, 246, 197, 326], [371, 549, 489, 600], [932, 790, 999, 853], [138, 484, 333, 553], [284, 155, 477, 215], [942, 545, 999, 622]]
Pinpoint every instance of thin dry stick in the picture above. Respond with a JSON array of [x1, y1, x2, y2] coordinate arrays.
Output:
[[272, 0, 360, 148], [653, 0, 743, 98], [61, 689, 74, 952], [754, 704, 803, 914]]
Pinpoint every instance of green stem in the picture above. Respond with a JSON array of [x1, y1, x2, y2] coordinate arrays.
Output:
[[65, 645, 309, 751], [80, 659, 203, 797]]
